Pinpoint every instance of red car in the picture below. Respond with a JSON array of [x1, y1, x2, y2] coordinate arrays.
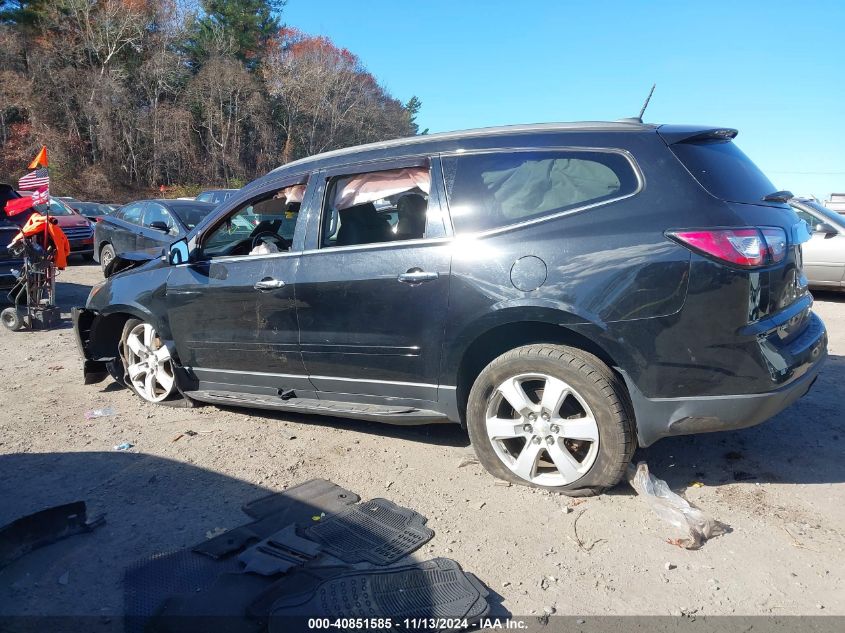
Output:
[[16, 192, 94, 260]]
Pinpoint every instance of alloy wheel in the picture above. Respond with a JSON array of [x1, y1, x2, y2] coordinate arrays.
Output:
[[484, 373, 600, 486], [124, 323, 175, 402]]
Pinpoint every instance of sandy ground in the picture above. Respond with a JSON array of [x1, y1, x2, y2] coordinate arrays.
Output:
[[0, 261, 843, 623]]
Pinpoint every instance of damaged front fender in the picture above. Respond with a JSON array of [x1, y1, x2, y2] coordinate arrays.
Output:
[[103, 250, 157, 278]]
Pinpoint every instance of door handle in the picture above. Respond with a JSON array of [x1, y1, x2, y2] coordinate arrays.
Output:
[[254, 278, 286, 291], [397, 269, 439, 284]]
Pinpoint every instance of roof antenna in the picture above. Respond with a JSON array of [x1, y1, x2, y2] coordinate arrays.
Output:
[[637, 83, 656, 122]]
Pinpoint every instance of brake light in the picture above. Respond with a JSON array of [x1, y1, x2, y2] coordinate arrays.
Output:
[[760, 227, 787, 263], [667, 227, 788, 267]]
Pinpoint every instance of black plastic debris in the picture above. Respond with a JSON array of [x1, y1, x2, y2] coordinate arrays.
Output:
[[238, 525, 322, 576], [303, 497, 434, 565], [194, 479, 358, 560], [0, 500, 104, 570], [266, 558, 490, 633]]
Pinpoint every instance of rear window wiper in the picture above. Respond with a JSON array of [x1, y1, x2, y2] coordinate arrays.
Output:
[[762, 190, 793, 203]]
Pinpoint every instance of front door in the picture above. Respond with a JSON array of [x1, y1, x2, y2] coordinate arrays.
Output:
[[137, 202, 177, 255], [295, 158, 452, 402], [165, 178, 312, 396]]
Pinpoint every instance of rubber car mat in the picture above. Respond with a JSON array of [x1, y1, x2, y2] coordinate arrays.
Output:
[[237, 525, 322, 575], [194, 479, 358, 560], [124, 549, 242, 633], [242, 478, 359, 519], [302, 498, 434, 565], [147, 572, 274, 633], [266, 558, 490, 633]]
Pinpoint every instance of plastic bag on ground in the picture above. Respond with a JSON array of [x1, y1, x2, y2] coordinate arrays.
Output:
[[628, 461, 726, 549]]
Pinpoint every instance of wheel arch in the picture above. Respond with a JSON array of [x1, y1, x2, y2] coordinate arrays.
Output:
[[449, 310, 622, 425]]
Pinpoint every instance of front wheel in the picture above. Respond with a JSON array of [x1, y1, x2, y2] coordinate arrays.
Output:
[[120, 318, 176, 403], [100, 243, 115, 275], [466, 344, 635, 495]]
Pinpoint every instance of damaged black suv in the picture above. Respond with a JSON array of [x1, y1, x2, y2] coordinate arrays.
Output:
[[74, 121, 827, 495]]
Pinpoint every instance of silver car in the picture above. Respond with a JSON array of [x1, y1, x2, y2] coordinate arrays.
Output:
[[790, 198, 845, 290]]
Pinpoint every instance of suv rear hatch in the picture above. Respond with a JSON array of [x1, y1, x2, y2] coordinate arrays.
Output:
[[659, 126, 810, 330]]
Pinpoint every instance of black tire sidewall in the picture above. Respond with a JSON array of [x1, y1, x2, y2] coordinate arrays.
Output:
[[100, 244, 115, 274], [467, 346, 633, 494]]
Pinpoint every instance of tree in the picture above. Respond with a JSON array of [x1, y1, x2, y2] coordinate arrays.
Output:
[[186, 0, 284, 68], [263, 28, 417, 162]]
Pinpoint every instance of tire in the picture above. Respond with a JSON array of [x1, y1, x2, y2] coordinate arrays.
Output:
[[100, 243, 115, 275], [1, 307, 24, 332], [466, 344, 635, 496], [120, 318, 177, 403]]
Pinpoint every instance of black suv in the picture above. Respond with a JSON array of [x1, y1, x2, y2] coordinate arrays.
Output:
[[73, 121, 827, 495]]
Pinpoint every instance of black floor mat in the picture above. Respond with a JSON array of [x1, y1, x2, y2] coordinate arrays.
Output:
[[266, 558, 490, 632], [303, 498, 433, 565], [195, 479, 358, 559], [124, 549, 243, 633], [242, 478, 359, 520]]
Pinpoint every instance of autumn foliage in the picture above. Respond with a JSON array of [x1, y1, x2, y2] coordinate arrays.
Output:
[[0, 0, 422, 200]]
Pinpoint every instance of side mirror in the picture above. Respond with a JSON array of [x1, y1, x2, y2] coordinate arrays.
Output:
[[814, 222, 837, 236], [168, 239, 190, 265], [149, 221, 171, 233]]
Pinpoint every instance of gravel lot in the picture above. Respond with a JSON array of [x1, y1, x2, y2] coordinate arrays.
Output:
[[1, 262, 843, 621]]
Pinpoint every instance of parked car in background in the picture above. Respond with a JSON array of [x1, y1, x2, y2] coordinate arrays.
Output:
[[94, 199, 216, 273], [70, 201, 116, 223], [824, 193, 845, 214], [16, 193, 94, 261], [74, 121, 827, 495], [196, 189, 238, 205], [790, 197, 845, 290]]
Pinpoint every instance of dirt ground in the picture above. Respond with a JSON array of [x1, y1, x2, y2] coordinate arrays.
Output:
[[0, 261, 843, 622]]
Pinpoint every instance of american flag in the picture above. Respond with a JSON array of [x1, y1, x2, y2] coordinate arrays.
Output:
[[31, 186, 50, 206], [18, 167, 50, 190]]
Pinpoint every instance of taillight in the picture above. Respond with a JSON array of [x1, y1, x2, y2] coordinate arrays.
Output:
[[667, 227, 788, 267]]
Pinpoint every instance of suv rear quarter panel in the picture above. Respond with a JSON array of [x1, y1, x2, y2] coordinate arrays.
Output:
[[440, 131, 698, 390]]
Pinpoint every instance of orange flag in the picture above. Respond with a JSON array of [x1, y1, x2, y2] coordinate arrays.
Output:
[[28, 146, 48, 170]]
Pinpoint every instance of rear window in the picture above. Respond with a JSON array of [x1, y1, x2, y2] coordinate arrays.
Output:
[[670, 140, 778, 206], [442, 150, 639, 234], [171, 203, 215, 230]]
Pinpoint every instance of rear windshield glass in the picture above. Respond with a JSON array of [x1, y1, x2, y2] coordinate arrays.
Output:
[[171, 204, 215, 230], [442, 150, 639, 234], [670, 140, 778, 206]]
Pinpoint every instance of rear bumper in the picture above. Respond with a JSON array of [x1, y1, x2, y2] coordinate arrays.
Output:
[[623, 311, 828, 446]]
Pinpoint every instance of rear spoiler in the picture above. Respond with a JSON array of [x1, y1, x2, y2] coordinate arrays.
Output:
[[657, 125, 738, 145]]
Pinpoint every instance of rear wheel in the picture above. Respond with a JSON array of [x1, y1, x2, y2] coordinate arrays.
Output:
[[120, 318, 176, 403], [100, 243, 115, 275], [466, 344, 635, 495]]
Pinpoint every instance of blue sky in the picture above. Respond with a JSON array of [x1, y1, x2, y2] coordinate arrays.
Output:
[[283, 0, 844, 200]]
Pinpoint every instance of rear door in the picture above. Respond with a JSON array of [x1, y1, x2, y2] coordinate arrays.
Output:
[[294, 157, 452, 403], [107, 202, 146, 255]]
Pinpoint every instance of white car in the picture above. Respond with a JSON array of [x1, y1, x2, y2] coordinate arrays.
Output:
[[790, 198, 845, 290]]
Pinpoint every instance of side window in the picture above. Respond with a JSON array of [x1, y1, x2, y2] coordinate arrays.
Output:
[[321, 165, 431, 249], [143, 203, 175, 230], [119, 203, 144, 225], [201, 182, 307, 258], [196, 192, 213, 203], [441, 150, 639, 234]]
